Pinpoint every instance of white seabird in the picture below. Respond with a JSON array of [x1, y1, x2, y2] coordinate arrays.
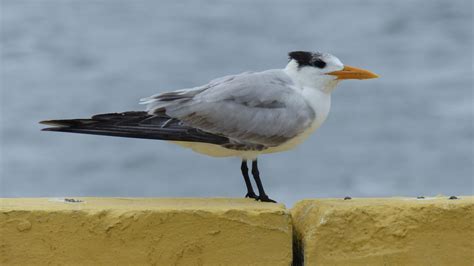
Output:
[[41, 51, 379, 202]]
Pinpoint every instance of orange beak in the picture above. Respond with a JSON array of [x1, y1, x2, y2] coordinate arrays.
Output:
[[327, 65, 379, 80]]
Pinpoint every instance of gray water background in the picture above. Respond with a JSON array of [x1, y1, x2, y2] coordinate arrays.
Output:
[[1, 0, 472, 206]]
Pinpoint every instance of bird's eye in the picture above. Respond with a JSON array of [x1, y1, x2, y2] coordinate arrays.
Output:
[[313, 59, 326, 69]]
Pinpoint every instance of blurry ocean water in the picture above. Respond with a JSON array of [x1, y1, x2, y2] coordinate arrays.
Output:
[[1, 0, 472, 206]]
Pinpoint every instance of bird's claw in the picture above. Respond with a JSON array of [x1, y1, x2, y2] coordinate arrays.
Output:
[[257, 195, 277, 203], [245, 192, 258, 199]]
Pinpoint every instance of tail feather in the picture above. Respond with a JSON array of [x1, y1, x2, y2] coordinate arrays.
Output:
[[40, 111, 229, 144]]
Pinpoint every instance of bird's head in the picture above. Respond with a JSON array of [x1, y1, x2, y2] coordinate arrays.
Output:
[[285, 51, 378, 92]]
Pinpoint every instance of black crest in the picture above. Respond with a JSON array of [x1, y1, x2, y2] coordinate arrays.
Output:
[[288, 51, 326, 69]]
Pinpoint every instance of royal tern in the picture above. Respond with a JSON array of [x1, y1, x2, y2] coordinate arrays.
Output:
[[41, 51, 378, 202]]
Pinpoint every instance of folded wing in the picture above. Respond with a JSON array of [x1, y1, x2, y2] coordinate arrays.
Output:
[[142, 70, 315, 147], [40, 111, 229, 145]]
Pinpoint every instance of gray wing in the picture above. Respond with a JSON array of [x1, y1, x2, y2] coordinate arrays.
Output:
[[140, 70, 315, 148]]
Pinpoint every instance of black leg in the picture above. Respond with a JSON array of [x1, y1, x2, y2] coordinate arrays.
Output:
[[251, 159, 276, 203], [241, 160, 257, 199]]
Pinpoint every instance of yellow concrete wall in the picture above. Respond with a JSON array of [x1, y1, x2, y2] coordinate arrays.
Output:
[[1, 197, 473, 265], [0, 198, 292, 265], [291, 196, 474, 266]]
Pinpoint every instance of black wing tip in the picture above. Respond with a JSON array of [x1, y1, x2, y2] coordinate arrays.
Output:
[[39, 120, 67, 127], [39, 119, 98, 127], [41, 127, 65, 132], [40, 120, 74, 132]]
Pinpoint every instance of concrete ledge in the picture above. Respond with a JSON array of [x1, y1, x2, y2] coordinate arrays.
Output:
[[0, 198, 292, 265], [2, 197, 473, 265], [291, 196, 474, 265]]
